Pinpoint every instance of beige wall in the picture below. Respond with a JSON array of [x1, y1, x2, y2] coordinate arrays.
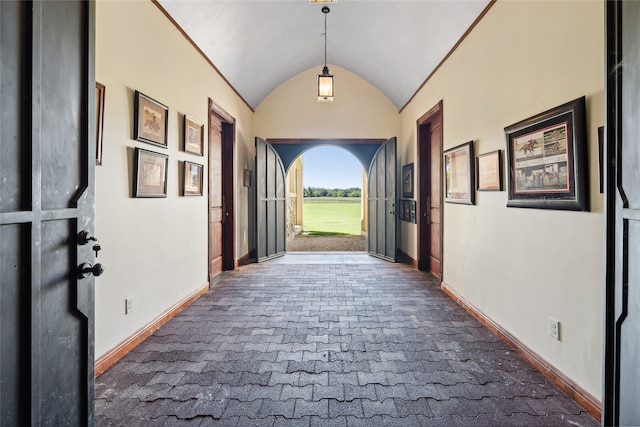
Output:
[[254, 64, 399, 139], [399, 1, 604, 399], [95, 0, 254, 358]]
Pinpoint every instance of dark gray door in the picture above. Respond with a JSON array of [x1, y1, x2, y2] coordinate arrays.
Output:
[[255, 137, 286, 262], [1, 1, 97, 424], [604, 1, 640, 425], [368, 137, 397, 261]]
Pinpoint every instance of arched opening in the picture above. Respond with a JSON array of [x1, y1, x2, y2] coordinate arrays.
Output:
[[285, 146, 368, 252]]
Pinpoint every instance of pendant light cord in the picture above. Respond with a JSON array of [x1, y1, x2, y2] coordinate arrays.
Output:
[[323, 7, 329, 67]]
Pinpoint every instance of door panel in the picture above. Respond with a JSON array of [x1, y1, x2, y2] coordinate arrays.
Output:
[[209, 116, 223, 280], [255, 137, 286, 262], [1, 1, 95, 423], [605, 1, 640, 424], [418, 102, 443, 278], [368, 137, 397, 261]]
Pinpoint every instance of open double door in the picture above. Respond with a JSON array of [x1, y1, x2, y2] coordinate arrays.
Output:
[[255, 137, 397, 262]]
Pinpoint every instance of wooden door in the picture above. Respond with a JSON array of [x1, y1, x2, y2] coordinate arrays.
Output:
[[417, 102, 443, 277], [221, 121, 235, 271], [255, 137, 286, 262], [1, 1, 97, 424], [368, 137, 397, 262], [209, 113, 223, 280], [604, 1, 640, 424]]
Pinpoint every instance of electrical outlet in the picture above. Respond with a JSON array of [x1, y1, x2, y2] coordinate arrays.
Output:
[[549, 317, 560, 340], [126, 296, 134, 314]]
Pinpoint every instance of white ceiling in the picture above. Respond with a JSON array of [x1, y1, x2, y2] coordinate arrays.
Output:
[[158, 0, 491, 110]]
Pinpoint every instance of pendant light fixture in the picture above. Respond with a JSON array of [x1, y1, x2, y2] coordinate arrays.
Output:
[[318, 6, 334, 103]]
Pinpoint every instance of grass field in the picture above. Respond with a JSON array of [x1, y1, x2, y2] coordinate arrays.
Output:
[[303, 197, 362, 235]]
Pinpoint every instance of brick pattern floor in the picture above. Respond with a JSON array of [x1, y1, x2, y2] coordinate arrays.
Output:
[[95, 261, 599, 426]]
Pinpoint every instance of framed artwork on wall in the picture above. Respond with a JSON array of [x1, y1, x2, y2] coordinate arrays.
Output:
[[398, 200, 405, 221], [476, 150, 502, 191], [402, 163, 414, 198], [183, 161, 203, 196], [184, 115, 204, 156], [505, 96, 588, 211], [133, 148, 168, 198], [95, 82, 106, 165], [444, 141, 475, 205], [134, 90, 168, 148]]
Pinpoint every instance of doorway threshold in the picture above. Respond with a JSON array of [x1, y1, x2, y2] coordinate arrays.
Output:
[[266, 252, 386, 264]]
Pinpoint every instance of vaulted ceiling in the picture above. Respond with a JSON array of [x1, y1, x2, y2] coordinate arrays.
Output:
[[157, 0, 491, 111]]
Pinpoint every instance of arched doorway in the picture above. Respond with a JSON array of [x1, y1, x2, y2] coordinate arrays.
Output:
[[286, 146, 366, 252], [255, 137, 397, 262]]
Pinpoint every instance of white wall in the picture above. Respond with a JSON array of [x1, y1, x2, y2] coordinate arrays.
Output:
[[254, 64, 399, 139], [95, 0, 254, 358], [399, 1, 604, 399]]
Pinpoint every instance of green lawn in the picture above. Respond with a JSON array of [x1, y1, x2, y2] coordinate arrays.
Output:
[[303, 197, 362, 235]]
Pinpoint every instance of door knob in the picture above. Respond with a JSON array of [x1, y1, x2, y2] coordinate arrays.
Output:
[[78, 230, 98, 245], [78, 262, 105, 278]]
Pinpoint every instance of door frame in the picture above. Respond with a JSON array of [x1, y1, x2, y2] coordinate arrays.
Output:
[[208, 99, 235, 276], [417, 101, 444, 278]]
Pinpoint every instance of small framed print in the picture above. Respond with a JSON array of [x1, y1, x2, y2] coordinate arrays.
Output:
[[183, 161, 203, 196], [243, 169, 252, 187], [133, 148, 168, 198], [476, 150, 503, 191], [184, 115, 204, 156], [134, 91, 168, 148], [95, 82, 106, 165], [402, 163, 414, 198]]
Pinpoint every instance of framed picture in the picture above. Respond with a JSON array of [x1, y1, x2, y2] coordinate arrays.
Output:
[[505, 96, 587, 211], [402, 163, 414, 198], [398, 200, 405, 221], [404, 200, 411, 221], [598, 126, 604, 194], [444, 141, 475, 205], [243, 169, 253, 187], [134, 91, 168, 148], [183, 161, 203, 196], [133, 148, 168, 198], [476, 150, 502, 191], [410, 200, 416, 223], [184, 115, 204, 156], [95, 82, 106, 165]]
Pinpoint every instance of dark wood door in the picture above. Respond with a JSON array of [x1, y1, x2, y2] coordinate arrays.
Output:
[[221, 121, 235, 271], [417, 102, 443, 277], [368, 137, 397, 262], [1, 1, 96, 424], [604, 1, 640, 424], [209, 114, 224, 280], [255, 137, 286, 262]]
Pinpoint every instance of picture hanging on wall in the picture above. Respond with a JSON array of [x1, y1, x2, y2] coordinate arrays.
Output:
[[476, 150, 502, 191], [95, 82, 106, 165], [134, 90, 168, 148], [183, 161, 203, 196], [444, 141, 475, 205], [184, 115, 204, 156], [505, 96, 587, 211], [133, 148, 168, 198], [402, 163, 414, 198]]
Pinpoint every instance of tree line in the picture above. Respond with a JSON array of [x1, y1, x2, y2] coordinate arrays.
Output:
[[303, 187, 361, 198]]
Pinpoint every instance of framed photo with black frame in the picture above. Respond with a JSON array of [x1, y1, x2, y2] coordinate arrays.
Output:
[[402, 163, 414, 199], [444, 141, 475, 205], [133, 148, 168, 198], [134, 90, 168, 148], [183, 161, 203, 196], [504, 96, 588, 211]]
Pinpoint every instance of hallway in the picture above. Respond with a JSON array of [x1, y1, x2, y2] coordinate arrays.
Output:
[[95, 255, 598, 426]]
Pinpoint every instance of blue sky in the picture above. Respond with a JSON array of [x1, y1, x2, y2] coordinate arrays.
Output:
[[302, 146, 363, 189]]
